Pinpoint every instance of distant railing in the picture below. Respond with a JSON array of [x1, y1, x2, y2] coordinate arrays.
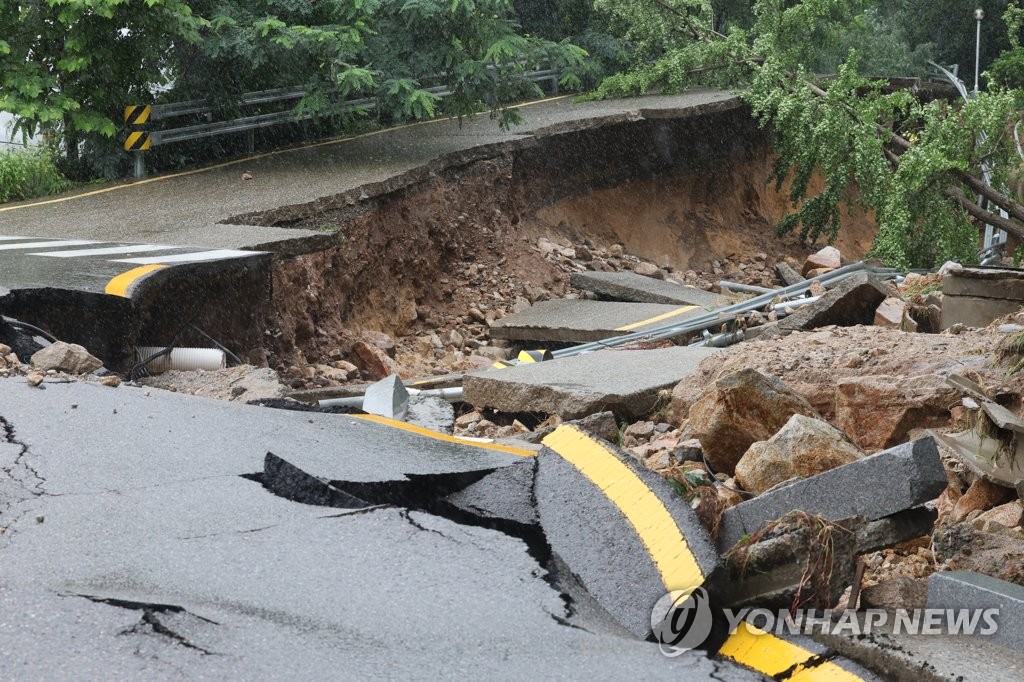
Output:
[[124, 69, 563, 178]]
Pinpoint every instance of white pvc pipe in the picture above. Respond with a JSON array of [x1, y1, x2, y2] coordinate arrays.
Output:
[[137, 346, 226, 373]]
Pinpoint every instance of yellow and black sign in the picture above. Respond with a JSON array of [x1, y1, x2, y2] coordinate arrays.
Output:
[[492, 348, 552, 369], [123, 131, 152, 151], [123, 105, 151, 125]]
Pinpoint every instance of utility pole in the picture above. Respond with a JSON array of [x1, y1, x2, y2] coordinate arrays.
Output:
[[974, 7, 985, 96]]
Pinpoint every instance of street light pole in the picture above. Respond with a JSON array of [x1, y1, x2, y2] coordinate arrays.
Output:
[[974, 8, 985, 96]]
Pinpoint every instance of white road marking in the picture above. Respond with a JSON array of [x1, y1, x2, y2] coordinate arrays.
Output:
[[30, 244, 181, 258], [0, 236, 29, 241], [0, 239, 100, 251], [113, 249, 257, 264]]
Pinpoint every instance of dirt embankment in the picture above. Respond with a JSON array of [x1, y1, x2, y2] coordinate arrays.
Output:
[[240, 104, 878, 383]]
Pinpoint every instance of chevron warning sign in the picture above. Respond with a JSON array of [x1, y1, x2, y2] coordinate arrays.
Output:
[[123, 105, 151, 125], [124, 131, 151, 151]]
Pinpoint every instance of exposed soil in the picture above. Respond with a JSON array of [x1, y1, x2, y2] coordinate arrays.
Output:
[[243, 105, 878, 388]]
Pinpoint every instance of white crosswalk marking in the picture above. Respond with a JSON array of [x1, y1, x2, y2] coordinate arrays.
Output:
[[113, 249, 256, 264], [0, 239, 100, 251], [30, 244, 180, 258]]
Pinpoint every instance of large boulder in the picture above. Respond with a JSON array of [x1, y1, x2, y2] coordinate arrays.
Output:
[[30, 341, 102, 374], [833, 374, 958, 451], [735, 414, 866, 494], [686, 368, 820, 475], [801, 246, 841, 276]]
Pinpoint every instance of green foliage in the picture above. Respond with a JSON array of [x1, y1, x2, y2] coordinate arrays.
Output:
[[0, 0, 207, 177], [588, 0, 1024, 268], [0, 147, 72, 204], [0, 0, 586, 176]]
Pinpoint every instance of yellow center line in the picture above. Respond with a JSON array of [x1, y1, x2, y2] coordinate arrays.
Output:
[[0, 94, 574, 214], [614, 305, 698, 332], [353, 413, 535, 457], [104, 264, 168, 297], [541, 425, 705, 592], [718, 624, 865, 681]]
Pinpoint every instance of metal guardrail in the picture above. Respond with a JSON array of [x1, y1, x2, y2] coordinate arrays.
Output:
[[126, 69, 562, 178]]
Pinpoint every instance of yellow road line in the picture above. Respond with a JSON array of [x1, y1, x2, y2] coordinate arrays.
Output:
[[0, 94, 573, 214], [718, 624, 865, 681], [614, 305, 698, 332], [353, 414, 535, 458], [104, 264, 168, 297], [541, 425, 705, 592]]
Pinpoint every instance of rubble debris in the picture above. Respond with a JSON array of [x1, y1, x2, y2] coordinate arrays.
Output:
[[775, 261, 804, 286], [860, 576, 929, 610], [927, 571, 1024, 650], [734, 414, 865, 495], [933, 521, 1024, 583], [631, 261, 663, 279], [519, 411, 619, 445], [834, 374, 959, 451], [802, 246, 842, 276], [26, 370, 44, 387], [942, 267, 1024, 330], [717, 437, 947, 551], [353, 340, 401, 380], [464, 346, 719, 420], [670, 326, 996, 426], [772, 272, 891, 336], [686, 368, 820, 475], [874, 297, 917, 332], [950, 478, 1016, 523], [569, 270, 723, 307], [30, 341, 102, 374], [974, 500, 1023, 528], [137, 366, 288, 403], [537, 425, 720, 638]]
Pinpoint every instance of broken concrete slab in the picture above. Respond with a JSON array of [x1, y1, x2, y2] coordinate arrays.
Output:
[[360, 374, 410, 420], [464, 346, 720, 420], [856, 507, 938, 554], [717, 437, 947, 551], [488, 299, 704, 343], [942, 267, 1024, 329], [927, 571, 1024, 652], [775, 272, 890, 335], [718, 515, 861, 610], [570, 270, 722, 307], [537, 425, 720, 638]]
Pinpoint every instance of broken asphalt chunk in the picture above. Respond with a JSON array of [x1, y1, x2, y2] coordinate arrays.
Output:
[[717, 437, 946, 552], [537, 425, 720, 638], [927, 571, 1024, 651], [569, 270, 723, 307], [362, 374, 409, 421], [465, 346, 720, 420]]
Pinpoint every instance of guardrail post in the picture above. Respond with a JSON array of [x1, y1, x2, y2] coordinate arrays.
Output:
[[123, 104, 152, 180]]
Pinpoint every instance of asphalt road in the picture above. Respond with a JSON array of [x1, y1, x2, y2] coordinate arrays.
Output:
[[0, 90, 737, 251], [0, 377, 765, 679]]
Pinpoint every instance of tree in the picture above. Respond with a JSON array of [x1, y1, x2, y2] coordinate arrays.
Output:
[[587, 0, 1024, 268], [0, 0, 206, 175], [1, 0, 585, 178]]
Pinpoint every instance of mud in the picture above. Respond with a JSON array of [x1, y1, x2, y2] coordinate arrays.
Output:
[[239, 105, 877, 381]]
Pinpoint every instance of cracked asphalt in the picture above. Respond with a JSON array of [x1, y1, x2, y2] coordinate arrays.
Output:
[[0, 378, 762, 679], [0, 90, 738, 251]]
